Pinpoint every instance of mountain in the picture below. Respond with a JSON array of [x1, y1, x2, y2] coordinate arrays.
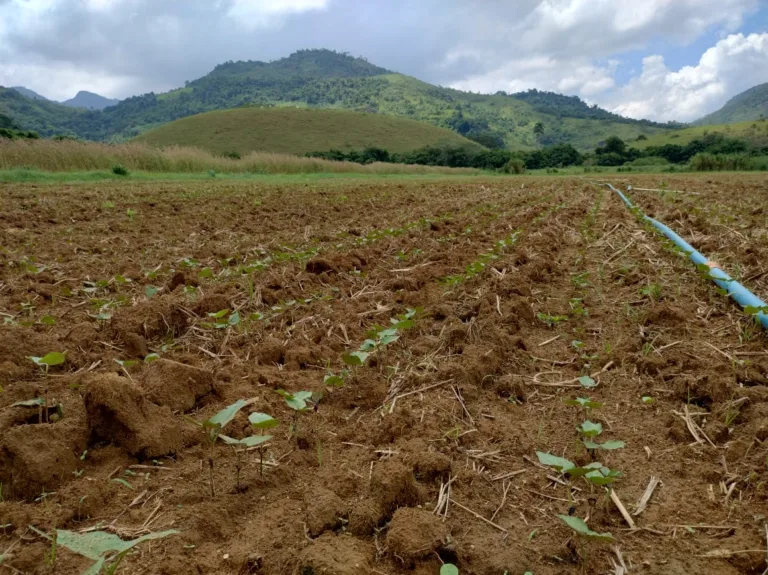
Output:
[[134, 107, 482, 155], [0, 49, 679, 151], [12, 86, 49, 101], [696, 83, 768, 125], [62, 91, 120, 110]]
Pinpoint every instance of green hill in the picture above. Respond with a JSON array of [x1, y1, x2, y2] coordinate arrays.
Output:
[[696, 83, 768, 125], [632, 120, 768, 149], [134, 107, 483, 155], [0, 49, 679, 152]]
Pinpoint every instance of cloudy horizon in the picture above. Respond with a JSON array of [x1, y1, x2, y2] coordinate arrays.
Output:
[[1, 0, 767, 122]]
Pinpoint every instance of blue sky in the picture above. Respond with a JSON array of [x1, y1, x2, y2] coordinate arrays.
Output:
[[0, 0, 766, 122]]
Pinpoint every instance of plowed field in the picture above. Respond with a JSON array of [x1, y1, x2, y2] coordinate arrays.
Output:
[[1, 175, 767, 575]]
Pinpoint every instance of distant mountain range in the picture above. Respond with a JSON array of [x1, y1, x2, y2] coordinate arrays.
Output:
[[7, 49, 765, 153], [695, 82, 768, 125], [10, 86, 119, 110]]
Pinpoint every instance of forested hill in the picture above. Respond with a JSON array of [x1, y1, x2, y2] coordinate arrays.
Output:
[[696, 82, 768, 125], [0, 49, 679, 151]]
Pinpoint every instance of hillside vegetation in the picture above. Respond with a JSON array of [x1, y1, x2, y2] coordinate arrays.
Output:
[[135, 107, 482, 155], [1, 49, 677, 151], [633, 120, 768, 149], [696, 83, 768, 125]]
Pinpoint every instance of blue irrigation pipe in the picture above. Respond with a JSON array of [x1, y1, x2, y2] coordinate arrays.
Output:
[[604, 183, 768, 330]]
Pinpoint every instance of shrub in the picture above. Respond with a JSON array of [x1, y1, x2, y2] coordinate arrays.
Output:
[[504, 158, 526, 174], [690, 153, 751, 171], [628, 156, 669, 166], [221, 151, 241, 160], [111, 164, 129, 176]]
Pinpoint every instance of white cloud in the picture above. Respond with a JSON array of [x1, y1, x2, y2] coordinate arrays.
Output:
[[227, 0, 329, 27], [607, 33, 768, 122]]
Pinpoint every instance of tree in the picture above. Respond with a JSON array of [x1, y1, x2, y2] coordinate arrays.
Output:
[[601, 136, 626, 155], [533, 122, 544, 136]]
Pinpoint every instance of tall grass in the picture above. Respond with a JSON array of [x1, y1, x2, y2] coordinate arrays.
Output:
[[0, 139, 479, 175], [689, 152, 756, 171]]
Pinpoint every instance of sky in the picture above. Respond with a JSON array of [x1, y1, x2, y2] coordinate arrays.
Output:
[[0, 0, 767, 122]]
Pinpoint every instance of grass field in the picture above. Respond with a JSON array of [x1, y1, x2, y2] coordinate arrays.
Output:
[[134, 107, 483, 155], [0, 138, 479, 175], [1, 173, 767, 574], [632, 119, 768, 148]]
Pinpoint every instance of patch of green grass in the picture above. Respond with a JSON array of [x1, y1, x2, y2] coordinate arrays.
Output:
[[135, 107, 482, 156]]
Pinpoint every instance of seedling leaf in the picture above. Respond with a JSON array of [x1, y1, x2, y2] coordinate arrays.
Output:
[[144, 353, 160, 363], [578, 421, 603, 438], [208, 309, 229, 319], [145, 285, 159, 299], [323, 374, 345, 387], [54, 528, 178, 572], [563, 397, 604, 409], [440, 565, 459, 575], [249, 412, 279, 430], [12, 398, 45, 407], [342, 351, 369, 367], [40, 315, 56, 326], [578, 376, 597, 388], [206, 399, 252, 430], [111, 478, 133, 490], [536, 452, 574, 473], [557, 515, 614, 542], [220, 434, 272, 447]]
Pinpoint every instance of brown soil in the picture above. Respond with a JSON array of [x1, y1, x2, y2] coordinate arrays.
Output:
[[1, 175, 767, 574]]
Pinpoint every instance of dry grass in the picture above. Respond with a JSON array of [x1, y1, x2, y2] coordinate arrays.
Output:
[[0, 139, 479, 175]]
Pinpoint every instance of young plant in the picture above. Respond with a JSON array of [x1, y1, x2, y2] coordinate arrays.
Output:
[[248, 412, 278, 477], [187, 399, 257, 496], [27, 352, 66, 375], [275, 390, 322, 436]]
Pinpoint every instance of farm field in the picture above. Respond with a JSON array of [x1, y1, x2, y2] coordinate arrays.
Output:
[[1, 174, 767, 575]]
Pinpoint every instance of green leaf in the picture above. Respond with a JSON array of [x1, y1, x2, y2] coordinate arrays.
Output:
[[566, 462, 604, 477], [208, 309, 229, 319], [440, 565, 459, 575], [249, 412, 279, 430], [219, 434, 272, 447], [557, 515, 614, 542], [40, 352, 66, 366], [579, 421, 603, 438], [595, 440, 626, 450], [54, 528, 178, 567], [228, 312, 241, 326], [39, 315, 56, 326], [198, 267, 214, 279], [584, 467, 622, 485], [144, 353, 160, 363], [323, 374, 345, 387], [114, 359, 138, 369], [360, 339, 377, 351], [206, 399, 252, 430], [342, 351, 369, 367], [563, 397, 603, 409], [641, 396, 654, 405], [111, 478, 133, 490], [536, 451, 574, 473], [12, 398, 45, 407], [145, 285, 159, 299], [578, 375, 597, 388], [276, 389, 313, 411]]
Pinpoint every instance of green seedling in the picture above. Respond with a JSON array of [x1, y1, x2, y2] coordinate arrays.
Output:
[[249, 412, 278, 477], [27, 352, 66, 374], [441, 565, 459, 575], [537, 313, 568, 327], [639, 283, 662, 300], [39, 315, 56, 326], [276, 390, 323, 437], [126, 208, 137, 220], [202, 309, 241, 329], [563, 397, 603, 410], [577, 376, 597, 389], [536, 452, 622, 483], [187, 398, 257, 496], [641, 396, 654, 405], [30, 526, 177, 575], [145, 285, 159, 299]]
